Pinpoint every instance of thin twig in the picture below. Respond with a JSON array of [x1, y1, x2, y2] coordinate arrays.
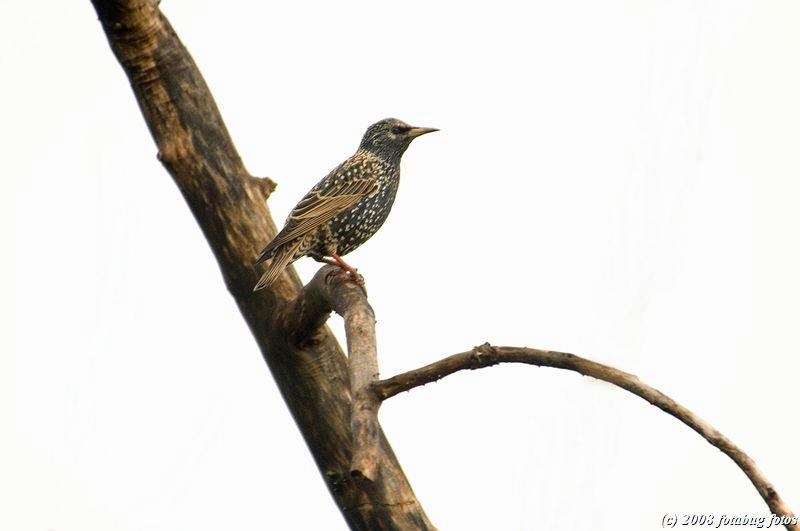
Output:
[[374, 343, 798, 531]]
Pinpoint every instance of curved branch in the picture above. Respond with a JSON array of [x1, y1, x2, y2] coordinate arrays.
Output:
[[374, 344, 798, 531]]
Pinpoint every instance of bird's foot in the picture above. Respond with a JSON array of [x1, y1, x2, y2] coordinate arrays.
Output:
[[347, 270, 365, 286], [328, 254, 367, 292]]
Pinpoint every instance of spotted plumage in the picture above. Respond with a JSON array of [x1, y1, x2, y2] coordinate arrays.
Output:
[[253, 118, 437, 291]]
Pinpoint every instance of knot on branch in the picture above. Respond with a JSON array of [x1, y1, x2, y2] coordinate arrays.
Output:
[[245, 175, 277, 204], [255, 175, 277, 198], [471, 342, 499, 369], [325, 469, 350, 495], [156, 134, 194, 168]]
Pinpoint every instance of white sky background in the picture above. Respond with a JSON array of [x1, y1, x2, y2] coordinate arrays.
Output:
[[2, 1, 799, 530]]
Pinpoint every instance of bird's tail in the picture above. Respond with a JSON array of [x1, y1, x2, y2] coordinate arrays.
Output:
[[253, 240, 302, 291]]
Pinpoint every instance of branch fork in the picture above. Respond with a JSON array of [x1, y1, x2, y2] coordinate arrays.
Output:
[[293, 266, 797, 530]]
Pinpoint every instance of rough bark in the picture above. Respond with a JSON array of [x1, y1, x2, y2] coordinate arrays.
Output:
[[90, 2, 432, 529]]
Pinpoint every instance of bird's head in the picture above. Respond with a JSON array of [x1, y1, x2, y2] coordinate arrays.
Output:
[[358, 118, 438, 162]]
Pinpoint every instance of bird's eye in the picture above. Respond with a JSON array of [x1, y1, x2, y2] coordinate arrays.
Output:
[[391, 125, 409, 135]]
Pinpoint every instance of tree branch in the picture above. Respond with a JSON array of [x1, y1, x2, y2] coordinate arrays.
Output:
[[374, 344, 798, 531], [281, 266, 383, 480], [90, 2, 432, 529]]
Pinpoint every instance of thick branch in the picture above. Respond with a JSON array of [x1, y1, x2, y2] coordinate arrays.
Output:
[[90, 2, 794, 528], [375, 344, 798, 531], [90, 2, 432, 529]]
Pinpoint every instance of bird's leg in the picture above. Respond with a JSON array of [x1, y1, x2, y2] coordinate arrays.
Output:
[[315, 257, 339, 267], [313, 254, 365, 290], [330, 254, 365, 286]]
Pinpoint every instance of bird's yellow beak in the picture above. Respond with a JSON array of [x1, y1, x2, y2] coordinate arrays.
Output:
[[407, 126, 439, 139]]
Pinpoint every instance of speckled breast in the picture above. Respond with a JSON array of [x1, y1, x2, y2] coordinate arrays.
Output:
[[325, 173, 400, 256]]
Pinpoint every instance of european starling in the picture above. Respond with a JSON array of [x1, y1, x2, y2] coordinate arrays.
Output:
[[253, 118, 437, 291]]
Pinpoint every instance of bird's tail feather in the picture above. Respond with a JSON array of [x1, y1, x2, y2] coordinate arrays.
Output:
[[253, 240, 302, 291]]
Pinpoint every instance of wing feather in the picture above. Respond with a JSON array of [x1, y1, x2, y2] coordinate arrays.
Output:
[[257, 167, 378, 258]]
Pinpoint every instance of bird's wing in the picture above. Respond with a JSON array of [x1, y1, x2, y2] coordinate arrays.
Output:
[[260, 173, 378, 255]]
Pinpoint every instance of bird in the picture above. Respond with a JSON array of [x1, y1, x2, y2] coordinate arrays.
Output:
[[253, 117, 437, 291]]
